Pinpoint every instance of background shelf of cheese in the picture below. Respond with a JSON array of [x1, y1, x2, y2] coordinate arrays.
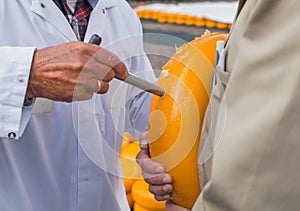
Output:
[[135, 1, 238, 29]]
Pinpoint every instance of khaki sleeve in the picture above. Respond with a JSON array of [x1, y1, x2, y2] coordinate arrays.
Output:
[[195, 0, 300, 210]]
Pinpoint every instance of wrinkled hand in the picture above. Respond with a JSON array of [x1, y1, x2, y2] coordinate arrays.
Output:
[[136, 133, 174, 201], [26, 41, 128, 102]]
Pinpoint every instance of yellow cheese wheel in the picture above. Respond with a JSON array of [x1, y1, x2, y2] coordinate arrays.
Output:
[[126, 192, 134, 208], [132, 180, 166, 211], [216, 22, 229, 29], [175, 14, 185, 25], [134, 202, 165, 211], [167, 13, 177, 24], [121, 132, 134, 149], [120, 141, 140, 158], [205, 19, 217, 28], [123, 178, 136, 193], [195, 17, 205, 27], [157, 13, 168, 23], [184, 15, 196, 26], [143, 10, 152, 19], [148, 31, 228, 209]]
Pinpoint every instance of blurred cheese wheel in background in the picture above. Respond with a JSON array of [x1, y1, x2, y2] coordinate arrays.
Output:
[[121, 132, 133, 149], [216, 22, 229, 29], [167, 13, 176, 24], [195, 17, 205, 27], [133, 202, 162, 211], [133, 203, 153, 211], [148, 31, 228, 209], [205, 19, 217, 28], [120, 141, 142, 192], [184, 15, 196, 25], [157, 12, 168, 23], [175, 14, 185, 25], [126, 192, 134, 208], [123, 177, 136, 194]]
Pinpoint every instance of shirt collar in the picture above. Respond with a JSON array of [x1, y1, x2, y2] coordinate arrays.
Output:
[[96, 0, 116, 9], [87, 0, 98, 8], [60, 0, 98, 8], [55, 0, 116, 10]]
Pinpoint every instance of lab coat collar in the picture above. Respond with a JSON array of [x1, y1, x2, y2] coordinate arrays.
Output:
[[30, 0, 115, 41], [89, 0, 117, 9], [31, 0, 77, 41], [88, 0, 99, 8], [101, 0, 117, 9]]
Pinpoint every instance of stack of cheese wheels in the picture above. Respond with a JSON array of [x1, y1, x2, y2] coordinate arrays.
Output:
[[132, 180, 166, 211], [120, 132, 167, 210], [120, 133, 142, 209], [121, 132, 132, 149], [148, 31, 228, 209]]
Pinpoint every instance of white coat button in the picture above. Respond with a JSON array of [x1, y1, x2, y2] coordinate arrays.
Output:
[[8, 132, 16, 139], [17, 76, 25, 83], [23, 97, 33, 107]]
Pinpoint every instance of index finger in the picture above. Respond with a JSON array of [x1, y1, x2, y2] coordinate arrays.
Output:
[[139, 132, 149, 150], [136, 149, 165, 174], [94, 48, 128, 79]]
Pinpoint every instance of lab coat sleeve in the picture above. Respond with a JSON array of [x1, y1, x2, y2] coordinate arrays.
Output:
[[125, 55, 154, 136], [124, 10, 156, 138], [195, 0, 300, 210], [0, 47, 36, 139]]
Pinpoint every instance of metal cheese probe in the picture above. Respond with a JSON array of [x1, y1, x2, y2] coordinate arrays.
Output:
[[88, 34, 166, 97]]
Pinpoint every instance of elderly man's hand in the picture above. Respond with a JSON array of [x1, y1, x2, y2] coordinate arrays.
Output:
[[26, 41, 128, 102]]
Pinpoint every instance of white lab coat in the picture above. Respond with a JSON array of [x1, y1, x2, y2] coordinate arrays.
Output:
[[0, 0, 155, 210]]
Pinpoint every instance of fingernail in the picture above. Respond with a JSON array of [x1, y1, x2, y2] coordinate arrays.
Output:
[[155, 166, 165, 173], [139, 139, 147, 148], [163, 185, 172, 193], [163, 194, 171, 200], [163, 176, 172, 183]]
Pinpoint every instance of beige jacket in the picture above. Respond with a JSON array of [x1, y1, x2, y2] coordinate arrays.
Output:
[[193, 0, 300, 210]]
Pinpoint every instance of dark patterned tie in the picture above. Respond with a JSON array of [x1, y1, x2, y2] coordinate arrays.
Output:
[[71, 0, 93, 41], [53, 0, 93, 41]]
